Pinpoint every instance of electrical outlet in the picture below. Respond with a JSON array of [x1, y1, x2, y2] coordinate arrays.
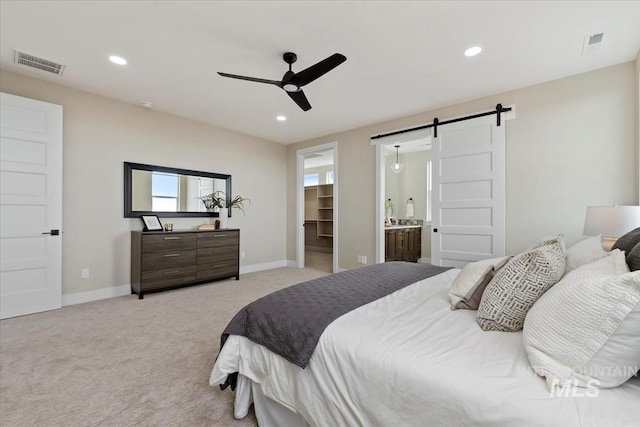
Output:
[[81, 268, 90, 279], [357, 255, 367, 264]]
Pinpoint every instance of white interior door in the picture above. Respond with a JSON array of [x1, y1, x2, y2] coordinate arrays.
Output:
[[1, 92, 63, 319], [431, 114, 505, 267]]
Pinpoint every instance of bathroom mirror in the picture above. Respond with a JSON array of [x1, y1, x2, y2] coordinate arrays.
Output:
[[124, 162, 231, 218]]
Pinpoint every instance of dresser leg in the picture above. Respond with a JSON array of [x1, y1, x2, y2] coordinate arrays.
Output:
[[235, 275, 239, 280], [138, 292, 144, 300]]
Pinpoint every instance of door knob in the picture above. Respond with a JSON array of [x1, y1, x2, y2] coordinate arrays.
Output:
[[42, 229, 60, 235], [433, 228, 438, 233]]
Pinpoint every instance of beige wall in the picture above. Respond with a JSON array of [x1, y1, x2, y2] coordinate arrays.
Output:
[[0, 70, 287, 296], [2, 61, 636, 294], [390, 151, 430, 220], [287, 62, 639, 270]]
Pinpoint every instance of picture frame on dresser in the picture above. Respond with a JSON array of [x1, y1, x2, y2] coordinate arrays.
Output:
[[141, 215, 163, 232]]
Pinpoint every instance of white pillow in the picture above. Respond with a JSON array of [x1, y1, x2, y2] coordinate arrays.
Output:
[[448, 256, 511, 310], [564, 234, 607, 273], [523, 250, 639, 392]]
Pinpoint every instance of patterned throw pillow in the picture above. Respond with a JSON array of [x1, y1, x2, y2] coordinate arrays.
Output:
[[523, 251, 638, 391], [477, 235, 566, 332]]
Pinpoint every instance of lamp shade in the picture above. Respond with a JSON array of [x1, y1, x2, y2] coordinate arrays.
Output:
[[583, 206, 640, 238]]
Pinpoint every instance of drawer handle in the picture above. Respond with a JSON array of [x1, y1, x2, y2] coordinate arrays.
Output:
[[213, 264, 227, 268], [164, 237, 181, 240], [214, 234, 227, 238], [163, 270, 181, 275], [163, 253, 180, 258]]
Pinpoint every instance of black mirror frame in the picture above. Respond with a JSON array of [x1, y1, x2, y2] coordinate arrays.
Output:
[[124, 162, 232, 218]]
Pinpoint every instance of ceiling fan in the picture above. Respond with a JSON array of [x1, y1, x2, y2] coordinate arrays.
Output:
[[218, 52, 347, 112]]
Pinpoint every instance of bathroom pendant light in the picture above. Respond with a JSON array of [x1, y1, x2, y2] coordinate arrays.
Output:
[[391, 145, 404, 173]]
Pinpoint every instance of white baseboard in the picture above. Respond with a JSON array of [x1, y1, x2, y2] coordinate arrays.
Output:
[[62, 260, 300, 306], [286, 260, 298, 268], [240, 260, 290, 274], [62, 284, 131, 307], [419, 257, 431, 264]]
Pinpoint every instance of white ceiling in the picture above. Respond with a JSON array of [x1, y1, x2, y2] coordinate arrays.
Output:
[[304, 150, 334, 169], [1, 1, 639, 145]]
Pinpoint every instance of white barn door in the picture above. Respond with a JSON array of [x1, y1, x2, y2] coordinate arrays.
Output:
[[0, 92, 63, 319], [431, 114, 505, 267]]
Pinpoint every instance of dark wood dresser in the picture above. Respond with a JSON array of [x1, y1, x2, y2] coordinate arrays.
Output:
[[131, 229, 239, 299]]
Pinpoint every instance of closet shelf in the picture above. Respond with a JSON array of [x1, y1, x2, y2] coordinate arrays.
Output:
[[304, 183, 333, 240]]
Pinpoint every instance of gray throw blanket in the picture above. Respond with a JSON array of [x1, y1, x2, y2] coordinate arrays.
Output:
[[219, 262, 450, 389]]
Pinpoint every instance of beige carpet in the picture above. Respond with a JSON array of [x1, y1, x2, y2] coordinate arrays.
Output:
[[304, 251, 333, 274], [0, 267, 328, 427]]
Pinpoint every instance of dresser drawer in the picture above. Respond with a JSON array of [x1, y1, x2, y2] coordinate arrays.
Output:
[[132, 229, 239, 299], [141, 266, 197, 289], [142, 234, 196, 253], [141, 249, 197, 271], [197, 260, 239, 281], [198, 231, 240, 248], [197, 246, 238, 264]]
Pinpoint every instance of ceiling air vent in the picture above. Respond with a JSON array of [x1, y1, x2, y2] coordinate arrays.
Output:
[[14, 50, 65, 75], [582, 32, 604, 56]]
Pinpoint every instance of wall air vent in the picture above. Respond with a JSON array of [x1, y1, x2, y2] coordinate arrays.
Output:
[[582, 32, 604, 56], [304, 153, 323, 159], [14, 50, 65, 75]]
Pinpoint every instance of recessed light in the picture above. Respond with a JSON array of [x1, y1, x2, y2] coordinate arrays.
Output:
[[464, 46, 482, 57], [276, 115, 287, 121], [109, 55, 127, 65]]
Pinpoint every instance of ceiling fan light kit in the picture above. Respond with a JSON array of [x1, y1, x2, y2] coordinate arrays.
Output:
[[218, 51, 346, 111]]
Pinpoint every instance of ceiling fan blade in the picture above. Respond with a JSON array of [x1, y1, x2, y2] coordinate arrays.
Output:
[[293, 53, 346, 87], [287, 90, 312, 111], [217, 72, 281, 86]]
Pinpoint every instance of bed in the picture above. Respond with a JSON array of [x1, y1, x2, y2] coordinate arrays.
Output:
[[210, 257, 640, 426]]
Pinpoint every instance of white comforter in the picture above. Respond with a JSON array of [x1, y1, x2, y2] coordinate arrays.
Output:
[[210, 268, 640, 426]]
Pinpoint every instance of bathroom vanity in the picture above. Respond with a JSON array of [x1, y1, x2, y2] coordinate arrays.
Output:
[[384, 225, 422, 262]]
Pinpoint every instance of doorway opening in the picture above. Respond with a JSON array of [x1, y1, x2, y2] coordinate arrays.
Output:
[[296, 142, 338, 273], [380, 138, 432, 264]]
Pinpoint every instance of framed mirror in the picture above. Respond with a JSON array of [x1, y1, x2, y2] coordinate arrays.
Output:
[[124, 162, 232, 218]]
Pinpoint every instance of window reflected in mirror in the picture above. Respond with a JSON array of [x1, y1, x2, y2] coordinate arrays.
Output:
[[124, 162, 231, 218]]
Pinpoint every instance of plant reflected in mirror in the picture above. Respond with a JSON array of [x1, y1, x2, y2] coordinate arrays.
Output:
[[199, 191, 251, 214]]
